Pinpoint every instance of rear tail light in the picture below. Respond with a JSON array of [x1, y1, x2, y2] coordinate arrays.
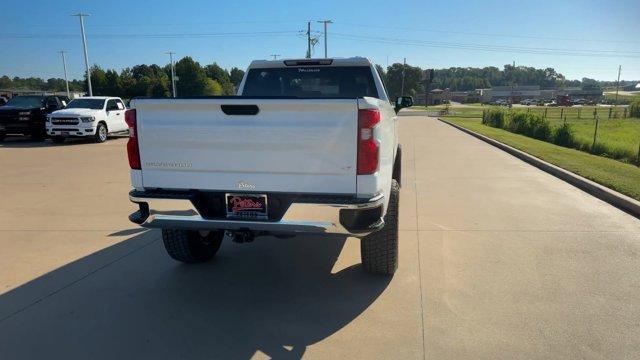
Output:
[[357, 109, 381, 174], [125, 109, 141, 170]]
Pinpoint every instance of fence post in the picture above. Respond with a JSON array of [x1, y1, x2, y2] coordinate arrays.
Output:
[[593, 107, 597, 119], [624, 108, 627, 118], [560, 108, 564, 119], [608, 107, 612, 119], [592, 115, 599, 153], [637, 140, 640, 166], [544, 108, 548, 119], [578, 108, 581, 119]]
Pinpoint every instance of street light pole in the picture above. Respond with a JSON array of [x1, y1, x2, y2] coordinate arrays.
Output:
[[72, 13, 92, 96], [401, 58, 406, 96], [58, 50, 70, 98], [166, 51, 177, 98], [306, 21, 311, 58], [615, 65, 622, 103], [270, 54, 281, 60], [317, 20, 333, 58]]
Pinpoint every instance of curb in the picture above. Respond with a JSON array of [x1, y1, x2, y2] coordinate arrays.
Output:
[[438, 117, 640, 219]]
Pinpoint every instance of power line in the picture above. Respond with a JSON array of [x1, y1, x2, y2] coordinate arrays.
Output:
[[339, 22, 640, 45], [330, 32, 640, 58], [0, 30, 303, 39], [331, 32, 640, 55]]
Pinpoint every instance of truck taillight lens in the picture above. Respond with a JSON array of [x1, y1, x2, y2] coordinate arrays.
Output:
[[125, 109, 141, 170], [357, 109, 380, 175]]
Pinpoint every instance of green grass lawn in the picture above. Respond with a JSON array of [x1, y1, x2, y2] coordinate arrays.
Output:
[[604, 92, 640, 102], [446, 117, 640, 201], [438, 104, 630, 119], [545, 117, 640, 160], [431, 104, 640, 163]]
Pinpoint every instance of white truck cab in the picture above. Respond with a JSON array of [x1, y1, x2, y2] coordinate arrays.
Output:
[[126, 57, 413, 275], [47, 96, 127, 143]]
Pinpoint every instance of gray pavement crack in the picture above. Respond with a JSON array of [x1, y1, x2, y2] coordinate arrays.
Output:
[[413, 139, 427, 360]]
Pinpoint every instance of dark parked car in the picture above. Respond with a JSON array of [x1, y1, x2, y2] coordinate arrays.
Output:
[[0, 95, 68, 141]]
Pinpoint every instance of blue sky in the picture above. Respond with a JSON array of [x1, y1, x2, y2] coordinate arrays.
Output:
[[1, 0, 639, 81]]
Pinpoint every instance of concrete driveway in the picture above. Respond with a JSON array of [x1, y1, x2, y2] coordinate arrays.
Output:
[[1, 116, 639, 359]]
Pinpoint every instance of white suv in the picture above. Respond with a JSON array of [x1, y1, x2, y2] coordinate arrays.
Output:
[[47, 96, 127, 143]]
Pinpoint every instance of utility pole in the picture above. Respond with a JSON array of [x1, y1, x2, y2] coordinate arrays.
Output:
[[615, 65, 622, 103], [317, 20, 333, 58], [270, 54, 281, 60], [401, 58, 406, 96], [306, 21, 311, 58], [58, 50, 70, 98], [72, 13, 92, 96], [165, 51, 177, 98]]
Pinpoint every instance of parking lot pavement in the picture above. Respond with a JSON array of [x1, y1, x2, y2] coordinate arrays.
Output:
[[1, 116, 640, 359]]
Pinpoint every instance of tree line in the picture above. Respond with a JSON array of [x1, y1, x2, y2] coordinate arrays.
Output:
[[375, 63, 624, 100], [0, 56, 245, 99], [2, 58, 630, 100]]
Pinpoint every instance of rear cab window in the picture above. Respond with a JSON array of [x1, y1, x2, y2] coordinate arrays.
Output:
[[106, 99, 118, 110], [242, 66, 379, 99]]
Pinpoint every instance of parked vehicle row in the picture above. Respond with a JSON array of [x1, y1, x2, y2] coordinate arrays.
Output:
[[0, 95, 68, 141], [0, 95, 126, 143], [486, 97, 599, 107], [47, 96, 127, 143]]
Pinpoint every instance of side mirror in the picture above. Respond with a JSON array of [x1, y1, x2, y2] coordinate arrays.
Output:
[[394, 96, 413, 112]]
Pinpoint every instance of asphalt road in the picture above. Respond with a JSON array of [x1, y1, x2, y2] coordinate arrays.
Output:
[[1, 116, 639, 359]]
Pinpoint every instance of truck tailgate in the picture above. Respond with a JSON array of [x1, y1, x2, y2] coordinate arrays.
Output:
[[134, 98, 358, 194]]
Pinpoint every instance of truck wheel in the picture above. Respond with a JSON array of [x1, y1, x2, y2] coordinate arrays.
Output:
[[94, 122, 108, 143], [361, 179, 399, 275], [31, 129, 46, 142], [51, 136, 65, 144], [393, 145, 402, 188], [162, 229, 224, 263]]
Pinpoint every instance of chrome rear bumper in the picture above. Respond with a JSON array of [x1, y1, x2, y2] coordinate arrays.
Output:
[[129, 191, 384, 236]]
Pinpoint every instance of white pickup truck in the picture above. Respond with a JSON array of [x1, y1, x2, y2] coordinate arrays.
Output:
[[126, 57, 413, 275], [47, 96, 127, 143]]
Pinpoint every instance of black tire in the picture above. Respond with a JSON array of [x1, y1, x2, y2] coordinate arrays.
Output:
[[94, 122, 108, 143], [31, 129, 46, 142], [393, 145, 402, 188], [51, 136, 65, 144], [361, 179, 399, 275], [0, 132, 5, 141], [162, 229, 224, 263]]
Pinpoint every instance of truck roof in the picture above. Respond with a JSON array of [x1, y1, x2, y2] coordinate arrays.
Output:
[[248, 57, 373, 69], [74, 96, 120, 100]]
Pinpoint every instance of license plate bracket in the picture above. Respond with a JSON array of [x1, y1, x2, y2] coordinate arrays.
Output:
[[225, 193, 268, 220]]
